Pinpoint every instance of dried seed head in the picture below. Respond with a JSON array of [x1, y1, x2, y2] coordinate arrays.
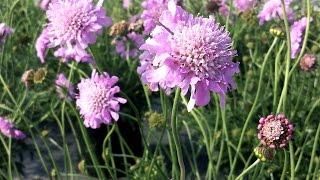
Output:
[[109, 20, 129, 36]]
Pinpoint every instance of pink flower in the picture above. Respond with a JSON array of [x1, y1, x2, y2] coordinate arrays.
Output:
[[138, 0, 239, 111], [55, 73, 75, 100], [76, 70, 127, 129], [0, 23, 13, 46], [35, 0, 112, 63], [300, 54, 316, 71], [0, 117, 26, 139], [141, 0, 179, 33], [114, 32, 144, 58], [234, 0, 256, 12], [123, 0, 131, 9], [257, 114, 294, 149], [290, 17, 308, 59], [258, 0, 294, 25]]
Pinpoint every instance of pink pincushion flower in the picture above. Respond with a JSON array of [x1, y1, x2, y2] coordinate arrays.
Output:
[[76, 70, 127, 129], [138, 0, 239, 111], [0, 117, 26, 139], [55, 73, 75, 100], [141, 0, 179, 33], [258, 114, 294, 149], [234, 0, 257, 12], [35, 0, 112, 63], [290, 17, 308, 59], [0, 23, 13, 46], [258, 0, 294, 25]]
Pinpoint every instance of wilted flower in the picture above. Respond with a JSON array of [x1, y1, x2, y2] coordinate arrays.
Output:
[[55, 73, 75, 100], [35, 0, 112, 63], [21, 69, 35, 87], [234, 0, 257, 12], [76, 70, 127, 129], [258, 0, 294, 25], [0, 117, 26, 139], [257, 114, 294, 149], [145, 111, 165, 128], [37, 0, 52, 10], [0, 23, 13, 46], [138, 0, 239, 111], [300, 54, 317, 71], [109, 21, 129, 36], [33, 67, 47, 84], [290, 17, 308, 59]]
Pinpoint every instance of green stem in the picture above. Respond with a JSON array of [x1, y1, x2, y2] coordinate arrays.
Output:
[[235, 159, 260, 180], [289, 142, 295, 180], [171, 89, 185, 180], [280, 151, 288, 180], [221, 108, 233, 168], [306, 123, 320, 180], [228, 37, 279, 178]]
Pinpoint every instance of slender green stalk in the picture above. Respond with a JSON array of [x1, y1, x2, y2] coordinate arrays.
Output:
[[68, 102, 105, 179], [306, 123, 320, 180], [276, 0, 291, 114], [171, 88, 185, 180], [280, 151, 288, 180], [221, 108, 233, 168], [235, 159, 260, 180], [101, 124, 116, 179], [228, 37, 279, 178], [7, 138, 12, 180], [289, 142, 295, 180]]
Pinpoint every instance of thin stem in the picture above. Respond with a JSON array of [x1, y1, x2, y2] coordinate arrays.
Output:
[[235, 159, 260, 180], [289, 142, 295, 180], [228, 37, 279, 178], [306, 123, 320, 180], [171, 88, 185, 180]]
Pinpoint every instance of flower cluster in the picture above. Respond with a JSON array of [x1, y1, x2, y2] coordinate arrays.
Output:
[[290, 17, 308, 59], [0, 23, 13, 46], [0, 117, 26, 139], [258, 0, 294, 25], [257, 114, 294, 149], [55, 73, 75, 100], [36, 0, 112, 63], [138, 0, 239, 111], [76, 70, 127, 129]]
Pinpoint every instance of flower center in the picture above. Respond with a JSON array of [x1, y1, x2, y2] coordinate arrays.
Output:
[[91, 87, 109, 113], [261, 120, 284, 141], [65, 10, 90, 40]]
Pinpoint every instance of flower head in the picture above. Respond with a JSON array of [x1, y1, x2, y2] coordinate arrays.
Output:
[[36, 0, 112, 63], [55, 73, 75, 100], [205, 0, 223, 14], [141, 0, 179, 33], [290, 17, 308, 59], [258, 114, 294, 149], [300, 53, 317, 71], [258, 0, 294, 25], [21, 69, 35, 87], [0, 23, 13, 46], [0, 117, 26, 139], [113, 32, 144, 58], [234, 0, 256, 12], [138, 1, 239, 111], [76, 70, 127, 129]]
